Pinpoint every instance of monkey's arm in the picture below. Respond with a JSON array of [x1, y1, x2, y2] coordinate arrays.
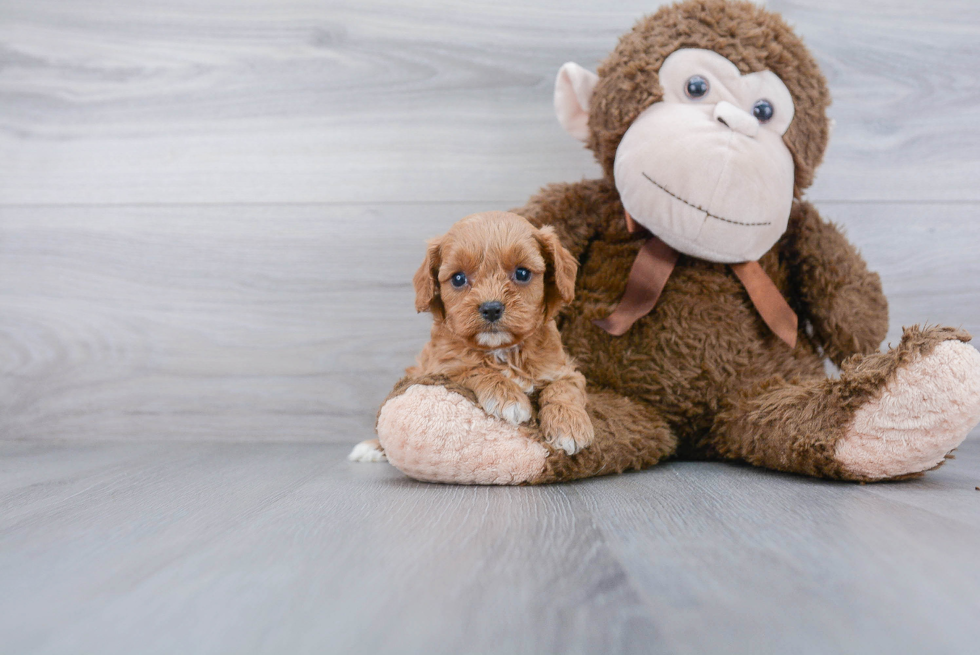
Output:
[[511, 178, 621, 259], [782, 200, 888, 366]]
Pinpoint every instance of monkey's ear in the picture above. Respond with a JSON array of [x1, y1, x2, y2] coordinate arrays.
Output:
[[413, 237, 444, 318], [554, 62, 599, 142], [536, 226, 578, 320]]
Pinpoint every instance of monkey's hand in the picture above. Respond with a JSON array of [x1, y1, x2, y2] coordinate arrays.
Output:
[[782, 201, 888, 366]]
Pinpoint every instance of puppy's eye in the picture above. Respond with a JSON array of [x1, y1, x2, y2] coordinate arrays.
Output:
[[685, 75, 709, 99], [513, 267, 532, 284], [449, 272, 467, 288]]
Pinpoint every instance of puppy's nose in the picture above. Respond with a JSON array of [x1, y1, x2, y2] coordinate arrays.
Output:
[[479, 301, 504, 323]]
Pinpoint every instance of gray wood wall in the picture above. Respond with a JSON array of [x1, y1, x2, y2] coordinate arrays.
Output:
[[1, 0, 978, 443]]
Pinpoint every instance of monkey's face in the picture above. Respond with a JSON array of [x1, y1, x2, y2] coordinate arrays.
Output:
[[554, 0, 834, 263], [613, 49, 797, 263]]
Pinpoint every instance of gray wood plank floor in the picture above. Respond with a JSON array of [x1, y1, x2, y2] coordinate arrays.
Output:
[[2, 440, 979, 655], [1, 0, 979, 652]]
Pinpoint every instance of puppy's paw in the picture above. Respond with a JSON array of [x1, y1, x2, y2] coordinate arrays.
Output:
[[347, 438, 387, 463], [501, 399, 533, 425], [540, 402, 594, 455], [480, 387, 533, 425]]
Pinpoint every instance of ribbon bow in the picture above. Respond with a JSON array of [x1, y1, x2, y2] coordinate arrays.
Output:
[[593, 212, 798, 348]]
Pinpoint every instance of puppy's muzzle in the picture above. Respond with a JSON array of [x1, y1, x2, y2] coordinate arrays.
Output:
[[479, 301, 504, 323]]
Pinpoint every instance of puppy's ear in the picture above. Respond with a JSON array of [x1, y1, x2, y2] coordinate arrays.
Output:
[[536, 226, 577, 319], [413, 237, 445, 318]]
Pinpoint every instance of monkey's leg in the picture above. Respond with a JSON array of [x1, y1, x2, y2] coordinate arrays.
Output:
[[536, 389, 677, 483], [711, 326, 980, 481], [374, 378, 677, 485]]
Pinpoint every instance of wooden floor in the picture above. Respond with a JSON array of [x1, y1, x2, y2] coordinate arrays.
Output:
[[2, 440, 979, 654], [1, 0, 979, 652]]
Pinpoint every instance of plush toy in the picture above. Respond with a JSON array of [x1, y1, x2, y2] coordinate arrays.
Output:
[[364, 0, 980, 484]]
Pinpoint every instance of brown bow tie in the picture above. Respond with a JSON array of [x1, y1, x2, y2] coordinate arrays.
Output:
[[594, 212, 798, 348]]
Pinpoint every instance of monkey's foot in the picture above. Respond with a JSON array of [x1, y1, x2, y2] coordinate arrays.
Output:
[[376, 384, 548, 484], [835, 338, 980, 480]]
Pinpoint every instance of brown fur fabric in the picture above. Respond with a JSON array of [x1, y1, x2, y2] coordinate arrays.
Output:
[[496, 0, 897, 481], [509, 170, 897, 480], [377, 0, 976, 483], [710, 325, 972, 480]]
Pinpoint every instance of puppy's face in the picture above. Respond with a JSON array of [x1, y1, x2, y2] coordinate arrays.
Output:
[[413, 211, 577, 349]]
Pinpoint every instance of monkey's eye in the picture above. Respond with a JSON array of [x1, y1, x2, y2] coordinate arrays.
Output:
[[513, 267, 532, 284], [752, 99, 774, 123], [450, 272, 468, 288], [684, 75, 709, 99]]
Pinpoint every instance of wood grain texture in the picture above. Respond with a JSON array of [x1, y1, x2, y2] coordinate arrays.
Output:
[[1, 2, 978, 653], [1, 0, 979, 204], [574, 442, 980, 654], [1, 202, 977, 443], [1, 440, 978, 654], [0, 202, 459, 441]]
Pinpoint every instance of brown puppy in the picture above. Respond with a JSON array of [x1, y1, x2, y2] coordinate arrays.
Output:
[[407, 211, 594, 455], [348, 210, 593, 463]]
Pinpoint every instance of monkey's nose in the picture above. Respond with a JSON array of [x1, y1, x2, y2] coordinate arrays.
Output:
[[479, 301, 504, 323], [713, 101, 759, 137]]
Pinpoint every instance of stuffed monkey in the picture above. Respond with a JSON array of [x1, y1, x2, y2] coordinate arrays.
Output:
[[365, 0, 980, 484]]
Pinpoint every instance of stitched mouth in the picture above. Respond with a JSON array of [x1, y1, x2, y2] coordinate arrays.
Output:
[[641, 172, 772, 227]]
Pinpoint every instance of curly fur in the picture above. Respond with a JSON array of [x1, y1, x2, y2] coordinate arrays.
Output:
[[407, 212, 595, 455]]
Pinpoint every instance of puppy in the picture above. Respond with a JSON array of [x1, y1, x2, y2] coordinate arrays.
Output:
[[349, 211, 594, 462]]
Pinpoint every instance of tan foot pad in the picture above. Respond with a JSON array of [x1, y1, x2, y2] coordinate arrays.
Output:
[[836, 341, 980, 480], [376, 384, 548, 485]]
